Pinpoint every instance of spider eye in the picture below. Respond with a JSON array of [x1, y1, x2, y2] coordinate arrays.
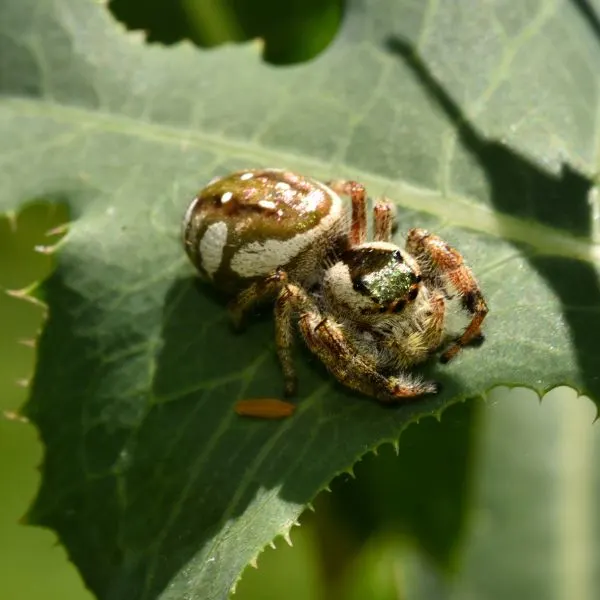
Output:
[[392, 300, 406, 313], [352, 279, 369, 295], [393, 250, 403, 262], [407, 287, 419, 301], [414, 274, 422, 283]]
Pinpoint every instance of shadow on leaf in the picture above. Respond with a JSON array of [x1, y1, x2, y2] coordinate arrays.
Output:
[[384, 35, 600, 406], [115, 274, 465, 599], [572, 0, 600, 44]]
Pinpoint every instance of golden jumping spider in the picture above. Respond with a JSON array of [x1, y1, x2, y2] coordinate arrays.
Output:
[[183, 169, 488, 407]]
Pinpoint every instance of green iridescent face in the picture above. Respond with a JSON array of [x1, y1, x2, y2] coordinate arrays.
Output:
[[342, 246, 421, 312]]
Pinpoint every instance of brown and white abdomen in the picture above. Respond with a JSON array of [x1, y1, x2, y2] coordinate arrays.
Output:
[[183, 169, 345, 293]]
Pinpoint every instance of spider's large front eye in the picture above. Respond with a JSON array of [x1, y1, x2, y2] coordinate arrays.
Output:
[[352, 279, 370, 295]]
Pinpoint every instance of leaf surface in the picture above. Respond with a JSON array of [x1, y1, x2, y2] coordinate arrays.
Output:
[[321, 389, 600, 600], [1, 1, 600, 599]]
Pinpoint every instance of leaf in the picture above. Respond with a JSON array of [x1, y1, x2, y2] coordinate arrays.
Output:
[[441, 388, 600, 600], [391, 388, 600, 600], [233, 389, 600, 600], [321, 399, 477, 570], [1, 1, 600, 599]]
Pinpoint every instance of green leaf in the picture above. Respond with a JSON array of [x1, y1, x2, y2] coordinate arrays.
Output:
[[1, 1, 599, 599], [443, 388, 600, 600], [234, 390, 600, 600], [322, 399, 477, 570], [354, 389, 600, 600]]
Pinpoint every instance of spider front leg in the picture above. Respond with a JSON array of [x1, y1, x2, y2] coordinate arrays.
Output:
[[406, 228, 488, 363], [276, 278, 436, 402], [327, 180, 397, 245], [384, 290, 447, 366], [374, 198, 394, 242], [300, 311, 438, 401], [326, 180, 367, 245]]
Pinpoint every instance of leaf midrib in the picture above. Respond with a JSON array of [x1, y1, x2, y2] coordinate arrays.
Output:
[[2, 96, 599, 264]]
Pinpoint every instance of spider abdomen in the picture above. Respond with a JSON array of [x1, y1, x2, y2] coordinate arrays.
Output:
[[182, 169, 345, 293]]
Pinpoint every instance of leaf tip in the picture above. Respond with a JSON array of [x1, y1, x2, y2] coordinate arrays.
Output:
[[345, 465, 356, 479], [4, 210, 17, 231], [18, 338, 36, 348], [3, 410, 29, 423], [34, 244, 56, 255], [250, 37, 266, 55], [45, 222, 70, 238], [6, 284, 46, 308]]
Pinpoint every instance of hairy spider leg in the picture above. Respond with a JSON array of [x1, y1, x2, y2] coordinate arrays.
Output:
[[326, 180, 367, 245], [382, 290, 447, 367], [373, 198, 394, 242], [276, 280, 437, 402], [423, 291, 447, 351], [406, 228, 488, 363], [274, 272, 299, 396]]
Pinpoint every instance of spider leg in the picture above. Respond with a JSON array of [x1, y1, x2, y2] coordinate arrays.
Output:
[[326, 180, 367, 245], [406, 228, 488, 363], [424, 291, 447, 350], [374, 198, 394, 242], [228, 268, 287, 330], [274, 274, 300, 396], [303, 312, 438, 402], [279, 282, 436, 402]]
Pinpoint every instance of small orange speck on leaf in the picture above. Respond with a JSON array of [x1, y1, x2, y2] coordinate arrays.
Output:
[[234, 398, 296, 419]]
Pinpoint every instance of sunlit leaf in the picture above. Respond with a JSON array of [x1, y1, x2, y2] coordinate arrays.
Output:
[[1, 1, 599, 599]]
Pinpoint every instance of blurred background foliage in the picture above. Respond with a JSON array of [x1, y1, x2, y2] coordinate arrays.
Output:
[[1, 1, 597, 600], [109, 0, 344, 64]]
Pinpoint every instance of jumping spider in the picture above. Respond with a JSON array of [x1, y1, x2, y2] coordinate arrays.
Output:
[[183, 169, 488, 407]]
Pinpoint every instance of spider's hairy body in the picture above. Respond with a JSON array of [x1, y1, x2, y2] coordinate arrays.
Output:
[[183, 169, 489, 413]]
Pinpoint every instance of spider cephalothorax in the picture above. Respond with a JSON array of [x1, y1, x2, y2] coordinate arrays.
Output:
[[323, 244, 422, 316], [183, 169, 488, 406]]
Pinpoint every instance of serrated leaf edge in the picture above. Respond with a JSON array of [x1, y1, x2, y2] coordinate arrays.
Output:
[[2, 206, 598, 600], [229, 386, 599, 596]]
